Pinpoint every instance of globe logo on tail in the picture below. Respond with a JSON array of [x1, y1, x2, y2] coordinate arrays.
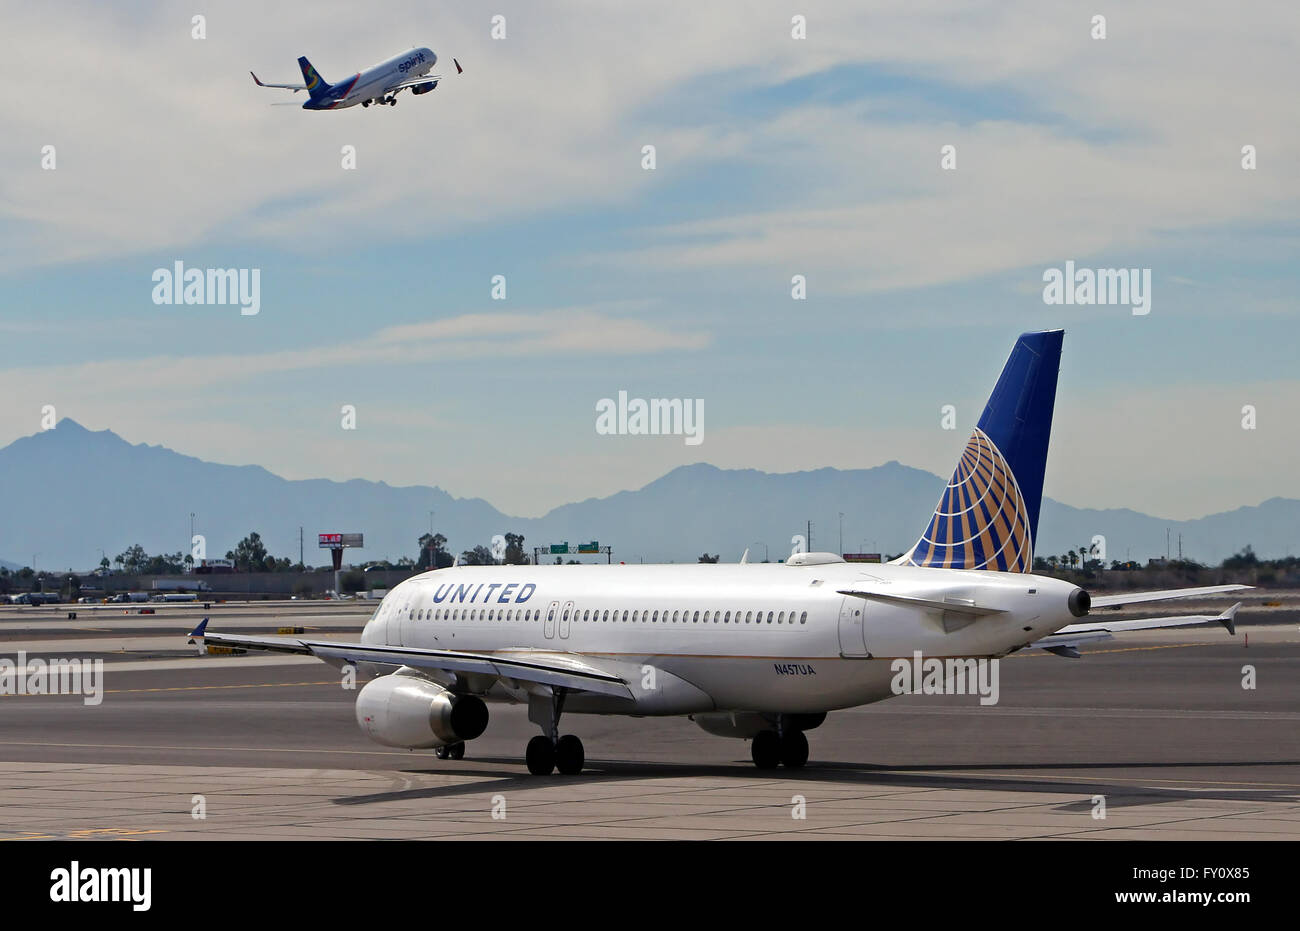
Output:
[[905, 427, 1033, 572]]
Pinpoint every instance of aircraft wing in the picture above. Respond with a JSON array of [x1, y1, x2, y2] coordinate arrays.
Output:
[[250, 71, 306, 91], [1029, 602, 1242, 658], [187, 619, 632, 699], [383, 74, 441, 92]]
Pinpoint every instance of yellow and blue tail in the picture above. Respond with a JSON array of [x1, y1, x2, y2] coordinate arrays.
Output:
[[298, 56, 331, 102], [900, 329, 1063, 572]]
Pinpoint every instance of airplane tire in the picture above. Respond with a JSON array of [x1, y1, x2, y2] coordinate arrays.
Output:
[[435, 745, 450, 759], [751, 730, 781, 769], [526, 735, 555, 775], [448, 742, 465, 760], [555, 734, 584, 775], [779, 731, 809, 769]]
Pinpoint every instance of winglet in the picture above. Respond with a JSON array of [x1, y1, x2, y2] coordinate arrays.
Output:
[[250, 71, 265, 87], [454, 58, 463, 74], [1219, 602, 1241, 636], [187, 617, 209, 644], [740, 548, 749, 564]]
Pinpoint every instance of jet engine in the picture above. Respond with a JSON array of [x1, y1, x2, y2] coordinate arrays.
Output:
[[355, 672, 488, 748], [411, 81, 438, 95]]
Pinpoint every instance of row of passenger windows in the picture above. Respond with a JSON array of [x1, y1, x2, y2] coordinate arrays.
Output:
[[406, 605, 809, 625]]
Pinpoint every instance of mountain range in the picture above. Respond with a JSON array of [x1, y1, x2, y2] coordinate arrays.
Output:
[[0, 419, 1292, 570]]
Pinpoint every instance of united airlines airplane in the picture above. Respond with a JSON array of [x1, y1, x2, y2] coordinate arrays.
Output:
[[251, 46, 461, 110], [190, 330, 1247, 775]]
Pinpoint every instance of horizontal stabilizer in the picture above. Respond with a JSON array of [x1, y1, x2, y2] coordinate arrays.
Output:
[[1089, 584, 1250, 609], [1030, 602, 1242, 656]]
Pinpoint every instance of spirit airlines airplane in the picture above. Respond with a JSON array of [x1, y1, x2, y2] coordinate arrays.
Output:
[[250, 46, 461, 110], [190, 330, 1247, 775]]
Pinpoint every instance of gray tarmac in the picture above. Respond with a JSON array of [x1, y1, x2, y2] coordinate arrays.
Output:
[[0, 600, 1296, 840]]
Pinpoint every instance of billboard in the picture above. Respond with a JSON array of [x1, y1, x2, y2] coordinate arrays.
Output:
[[319, 533, 364, 548]]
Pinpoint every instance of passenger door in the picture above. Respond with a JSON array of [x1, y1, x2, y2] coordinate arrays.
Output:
[[544, 600, 558, 639], [559, 600, 574, 639], [837, 595, 868, 656]]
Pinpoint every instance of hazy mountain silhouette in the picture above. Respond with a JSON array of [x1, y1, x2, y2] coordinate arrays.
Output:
[[0, 419, 1289, 570]]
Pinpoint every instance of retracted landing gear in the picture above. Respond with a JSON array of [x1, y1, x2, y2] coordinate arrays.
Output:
[[525, 688, 585, 775]]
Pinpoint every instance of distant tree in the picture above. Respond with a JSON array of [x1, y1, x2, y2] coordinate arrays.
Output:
[[503, 532, 529, 565], [228, 532, 269, 572], [460, 545, 496, 566], [1223, 545, 1259, 570], [417, 533, 454, 570], [115, 544, 148, 574], [99, 557, 111, 574], [698, 553, 720, 563]]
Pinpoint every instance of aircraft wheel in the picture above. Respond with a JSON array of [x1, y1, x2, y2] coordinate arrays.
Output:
[[751, 730, 781, 769], [526, 735, 555, 775], [779, 731, 809, 769], [448, 742, 465, 760], [434, 745, 450, 759], [555, 734, 584, 775]]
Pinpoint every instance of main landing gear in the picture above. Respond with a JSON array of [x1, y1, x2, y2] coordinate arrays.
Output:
[[751, 727, 809, 770], [525, 688, 585, 775], [434, 742, 465, 760]]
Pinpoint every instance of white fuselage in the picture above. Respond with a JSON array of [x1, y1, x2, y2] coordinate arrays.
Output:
[[328, 47, 436, 108], [360, 561, 1082, 716]]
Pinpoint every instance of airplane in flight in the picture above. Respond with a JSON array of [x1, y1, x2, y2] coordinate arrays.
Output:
[[190, 330, 1248, 775], [250, 46, 461, 110]]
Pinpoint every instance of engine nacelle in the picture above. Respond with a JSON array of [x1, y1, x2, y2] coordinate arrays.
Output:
[[411, 81, 438, 95], [355, 673, 488, 749]]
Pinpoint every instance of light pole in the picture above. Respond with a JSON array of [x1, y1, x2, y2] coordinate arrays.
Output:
[[751, 541, 769, 562], [838, 513, 844, 556]]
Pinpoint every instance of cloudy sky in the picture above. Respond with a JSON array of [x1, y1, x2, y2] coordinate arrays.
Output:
[[2, 0, 1297, 523]]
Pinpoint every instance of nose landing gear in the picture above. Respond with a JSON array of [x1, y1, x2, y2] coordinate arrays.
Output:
[[434, 742, 465, 760]]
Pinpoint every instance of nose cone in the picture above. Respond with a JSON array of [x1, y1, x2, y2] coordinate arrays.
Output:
[[426, 49, 437, 66], [1068, 587, 1091, 618]]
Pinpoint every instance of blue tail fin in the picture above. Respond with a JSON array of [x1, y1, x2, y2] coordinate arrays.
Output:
[[901, 329, 1063, 572], [298, 56, 331, 101]]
